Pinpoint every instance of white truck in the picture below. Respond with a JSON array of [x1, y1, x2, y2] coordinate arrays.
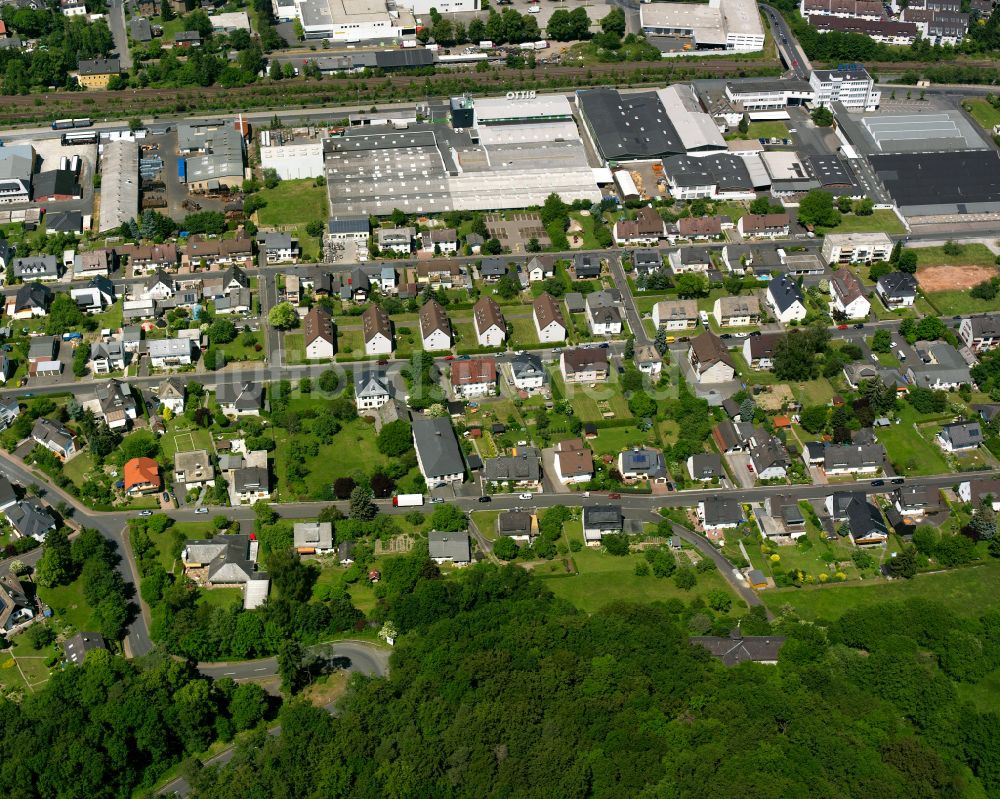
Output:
[[392, 493, 424, 507]]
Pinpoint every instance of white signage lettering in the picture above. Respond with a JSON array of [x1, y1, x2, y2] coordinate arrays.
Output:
[[505, 90, 537, 100]]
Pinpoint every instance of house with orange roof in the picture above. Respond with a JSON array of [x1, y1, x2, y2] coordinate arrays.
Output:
[[124, 457, 161, 495]]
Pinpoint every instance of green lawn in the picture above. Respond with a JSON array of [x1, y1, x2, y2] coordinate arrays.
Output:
[[92, 300, 123, 332], [256, 179, 328, 227], [964, 98, 1000, 132], [725, 120, 788, 140], [816, 210, 906, 235], [471, 510, 501, 541], [794, 378, 836, 406], [554, 372, 631, 422], [160, 422, 215, 462], [215, 334, 264, 364], [541, 541, 743, 615], [588, 424, 659, 457], [567, 212, 603, 251], [335, 329, 365, 359], [197, 587, 244, 609], [509, 317, 540, 348], [924, 290, 1000, 316], [731, 351, 780, 385], [284, 333, 306, 364], [62, 452, 95, 488], [38, 577, 92, 631], [877, 406, 950, 476], [913, 242, 996, 268], [763, 559, 1000, 621]]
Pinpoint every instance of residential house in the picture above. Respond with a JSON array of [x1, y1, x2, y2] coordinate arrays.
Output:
[[303, 305, 336, 360], [958, 477, 1000, 511], [122, 326, 142, 354], [821, 231, 892, 264], [713, 295, 760, 327], [586, 290, 623, 336], [767, 277, 807, 323], [71, 276, 116, 314], [632, 249, 663, 275], [876, 272, 917, 310], [687, 452, 723, 481], [510, 352, 545, 392], [85, 379, 138, 431], [690, 630, 786, 666], [0, 573, 34, 633], [737, 213, 790, 239], [0, 475, 15, 513], [893, 484, 942, 518], [121, 243, 178, 273], [90, 340, 127, 377], [906, 341, 971, 390], [937, 420, 983, 452], [174, 449, 214, 488], [7, 282, 51, 318], [148, 338, 194, 368], [574, 252, 602, 279], [27, 337, 59, 377], [340, 267, 370, 303], [256, 232, 298, 264], [526, 255, 555, 283], [677, 216, 722, 239], [483, 446, 542, 490], [959, 315, 1000, 353], [831, 268, 870, 319], [416, 263, 462, 288], [215, 287, 251, 315], [181, 534, 270, 608], [688, 332, 736, 383], [12, 255, 59, 282], [0, 398, 19, 430], [764, 494, 807, 539], [123, 457, 161, 495], [843, 362, 908, 393], [533, 292, 567, 343], [355, 371, 392, 413], [294, 522, 334, 554], [141, 269, 174, 301], [73, 58, 121, 89], [6, 499, 56, 542], [226, 450, 271, 504], [473, 297, 506, 348], [713, 420, 769, 454], [201, 266, 248, 302], [73, 249, 112, 279], [32, 418, 75, 459], [362, 303, 393, 356], [412, 417, 465, 485], [974, 403, 1000, 424], [378, 266, 396, 293], [497, 511, 534, 544], [479, 258, 510, 283], [122, 299, 157, 322], [185, 237, 253, 269], [823, 443, 885, 475], [651, 299, 698, 332], [428, 531, 471, 565], [451, 357, 496, 399], [377, 227, 414, 255], [743, 333, 781, 370], [284, 273, 301, 305], [698, 496, 744, 533], [842, 493, 889, 545], [749, 437, 790, 480], [419, 299, 452, 352], [668, 246, 713, 274], [564, 292, 586, 314], [635, 343, 662, 378], [423, 228, 458, 254], [63, 632, 108, 664], [613, 207, 665, 245], [554, 439, 594, 483], [582, 504, 624, 545], [618, 447, 667, 483], [158, 377, 186, 414], [217, 381, 262, 416], [561, 347, 609, 383]]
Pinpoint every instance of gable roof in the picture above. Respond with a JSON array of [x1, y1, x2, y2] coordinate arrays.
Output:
[[717, 295, 760, 318], [159, 377, 186, 400], [451, 357, 496, 388], [216, 381, 262, 409], [355, 371, 391, 399], [473, 296, 505, 334], [123, 457, 160, 491], [533, 292, 565, 330], [876, 271, 917, 297], [428, 531, 471, 562], [362, 303, 392, 343], [690, 332, 735, 373], [303, 305, 335, 347], [654, 298, 698, 322], [419, 299, 451, 339], [831, 268, 865, 304], [768, 278, 804, 313], [690, 631, 786, 665], [702, 496, 743, 526], [583, 504, 623, 529], [620, 447, 666, 477], [511, 352, 544, 380], [14, 282, 51, 312], [562, 346, 609, 373], [412, 417, 464, 478], [940, 420, 983, 448]]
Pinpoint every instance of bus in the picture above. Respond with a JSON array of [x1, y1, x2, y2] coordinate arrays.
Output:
[[51, 118, 92, 130], [61, 131, 99, 146]]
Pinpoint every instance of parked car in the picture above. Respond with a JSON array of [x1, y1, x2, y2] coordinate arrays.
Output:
[[891, 478, 905, 485], [608, 492, 621, 499], [431, 497, 445, 503], [518, 492, 533, 500], [478, 495, 492, 503], [139, 510, 153, 517], [377, 359, 388, 365], [854, 323, 864, 329], [837, 324, 848, 330], [195, 507, 208, 514], [871, 479, 885, 487]]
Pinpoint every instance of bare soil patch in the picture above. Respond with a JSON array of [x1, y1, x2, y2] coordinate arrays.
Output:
[[917, 264, 998, 292]]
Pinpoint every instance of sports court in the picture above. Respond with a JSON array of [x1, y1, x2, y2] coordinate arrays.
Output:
[[170, 431, 198, 453], [861, 112, 985, 152]]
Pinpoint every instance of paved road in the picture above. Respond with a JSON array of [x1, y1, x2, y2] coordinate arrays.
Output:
[[760, 4, 810, 79], [157, 639, 390, 797], [109, 0, 132, 70]]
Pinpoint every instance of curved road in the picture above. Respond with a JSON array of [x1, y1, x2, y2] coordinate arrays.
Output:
[[158, 640, 391, 798]]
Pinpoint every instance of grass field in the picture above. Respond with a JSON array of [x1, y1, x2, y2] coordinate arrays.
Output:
[[509, 317, 540, 348], [725, 120, 788, 140], [816, 210, 905, 235], [197, 587, 244, 609], [62, 452, 95, 488], [964, 98, 1000, 132], [471, 510, 501, 541], [215, 335, 264, 364], [284, 333, 306, 364], [553, 372, 631, 422], [877, 407, 950, 476], [335, 329, 365, 358], [38, 577, 92, 631], [794, 378, 836, 406], [256, 180, 328, 227], [914, 242, 996, 269], [161, 425, 214, 461], [540, 541, 743, 614], [924, 290, 1000, 316], [588, 424, 658, 457], [763, 559, 1000, 621]]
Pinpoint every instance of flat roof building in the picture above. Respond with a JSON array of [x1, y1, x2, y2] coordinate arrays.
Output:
[[98, 139, 139, 233], [640, 0, 765, 52]]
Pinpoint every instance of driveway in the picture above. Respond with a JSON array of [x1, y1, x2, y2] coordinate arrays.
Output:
[[109, 0, 132, 70], [540, 446, 569, 493]]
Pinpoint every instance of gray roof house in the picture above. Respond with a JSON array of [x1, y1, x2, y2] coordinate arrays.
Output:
[[31, 418, 75, 458], [293, 522, 333, 553], [182, 534, 270, 607], [690, 630, 786, 666], [412, 417, 465, 485], [12, 254, 59, 281], [64, 631, 107, 664], [483, 447, 542, 486], [700, 496, 744, 529], [217, 381, 263, 415], [906, 341, 971, 390], [937, 420, 983, 452], [687, 452, 723, 480], [497, 511, 533, 541], [5, 499, 56, 541], [582, 504, 624, 543], [618, 447, 667, 481], [429, 531, 471, 565], [844, 495, 889, 545]]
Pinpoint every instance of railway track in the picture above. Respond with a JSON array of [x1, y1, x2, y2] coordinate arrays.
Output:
[[0, 59, 782, 127]]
